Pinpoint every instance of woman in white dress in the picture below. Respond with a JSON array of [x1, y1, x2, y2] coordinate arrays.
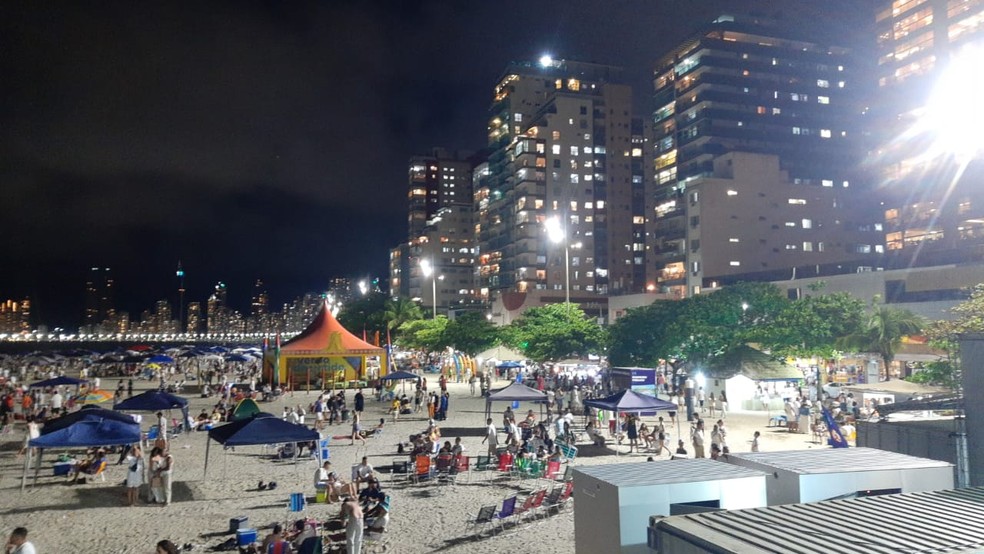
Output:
[[124, 444, 145, 506]]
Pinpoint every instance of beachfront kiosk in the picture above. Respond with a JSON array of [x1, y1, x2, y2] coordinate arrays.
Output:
[[262, 300, 387, 390], [723, 447, 954, 506], [573, 459, 767, 554]]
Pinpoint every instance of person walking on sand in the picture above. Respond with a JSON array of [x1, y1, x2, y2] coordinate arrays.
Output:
[[350, 412, 366, 446], [482, 418, 498, 457]]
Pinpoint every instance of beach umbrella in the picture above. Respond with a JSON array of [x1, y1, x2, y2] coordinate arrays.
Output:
[[224, 354, 249, 363], [128, 345, 152, 352], [122, 355, 146, 363], [79, 390, 114, 404], [147, 354, 175, 364]]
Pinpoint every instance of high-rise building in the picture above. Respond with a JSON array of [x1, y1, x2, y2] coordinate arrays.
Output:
[[649, 14, 882, 297], [83, 267, 116, 333], [0, 298, 30, 333], [475, 58, 646, 313], [395, 148, 479, 316], [186, 302, 201, 335], [871, 0, 984, 271]]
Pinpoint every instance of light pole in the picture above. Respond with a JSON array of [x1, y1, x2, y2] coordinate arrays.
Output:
[[545, 216, 570, 308], [420, 259, 440, 319]]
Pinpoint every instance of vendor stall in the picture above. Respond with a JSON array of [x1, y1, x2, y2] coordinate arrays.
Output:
[[723, 447, 953, 506], [573, 459, 766, 554]]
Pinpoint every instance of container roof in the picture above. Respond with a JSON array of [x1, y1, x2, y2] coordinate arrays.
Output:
[[656, 487, 984, 554], [574, 458, 765, 487], [727, 447, 953, 474]]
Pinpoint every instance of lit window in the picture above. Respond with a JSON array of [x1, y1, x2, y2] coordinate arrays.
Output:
[[596, 201, 605, 209], [818, 96, 830, 104], [843, 180, 850, 187], [788, 198, 807, 205], [585, 202, 593, 209], [822, 179, 833, 187], [802, 219, 812, 229], [785, 221, 796, 227], [570, 146, 579, 156], [817, 79, 830, 88], [584, 147, 593, 154], [729, 261, 741, 267], [726, 189, 738, 196], [552, 131, 561, 140], [792, 127, 801, 135], [514, 113, 523, 122], [838, 81, 845, 88], [729, 237, 740, 243], [552, 145, 561, 155], [820, 129, 832, 138], [803, 242, 813, 251]]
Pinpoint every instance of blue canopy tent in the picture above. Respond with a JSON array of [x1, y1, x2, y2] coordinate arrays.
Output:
[[29, 375, 88, 388], [22, 417, 140, 490], [113, 390, 188, 411], [379, 370, 420, 382], [204, 413, 319, 476], [114, 390, 190, 435], [584, 389, 679, 455], [582, 389, 677, 413], [147, 354, 175, 364], [42, 405, 137, 435], [484, 381, 547, 420], [379, 370, 420, 394]]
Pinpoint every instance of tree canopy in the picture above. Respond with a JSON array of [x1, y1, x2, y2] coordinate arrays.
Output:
[[502, 303, 605, 362]]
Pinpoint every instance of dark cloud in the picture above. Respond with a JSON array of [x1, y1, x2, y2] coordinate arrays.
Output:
[[0, 0, 873, 326]]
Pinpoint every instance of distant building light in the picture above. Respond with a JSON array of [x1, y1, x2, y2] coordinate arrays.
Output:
[[539, 55, 554, 67]]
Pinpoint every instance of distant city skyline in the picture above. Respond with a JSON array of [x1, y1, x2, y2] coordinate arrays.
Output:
[[0, 1, 868, 329]]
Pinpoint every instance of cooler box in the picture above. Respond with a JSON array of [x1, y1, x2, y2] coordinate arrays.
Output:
[[315, 484, 328, 504], [236, 528, 257, 546], [53, 462, 73, 476], [289, 492, 305, 512], [229, 516, 248, 533]]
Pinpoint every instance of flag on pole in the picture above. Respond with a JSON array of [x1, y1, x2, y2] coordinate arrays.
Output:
[[822, 407, 849, 448], [274, 333, 281, 387]]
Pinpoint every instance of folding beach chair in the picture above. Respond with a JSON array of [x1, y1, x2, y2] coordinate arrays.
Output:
[[411, 454, 433, 484], [465, 505, 496, 536], [491, 495, 518, 535]]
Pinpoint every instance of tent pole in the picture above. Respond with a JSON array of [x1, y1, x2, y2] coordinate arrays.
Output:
[[20, 448, 30, 492], [33, 448, 43, 487], [204, 438, 210, 478]]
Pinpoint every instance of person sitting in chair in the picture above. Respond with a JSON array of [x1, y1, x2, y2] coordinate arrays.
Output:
[[365, 495, 390, 534], [70, 448, 107, 483], [585, 421, 606, 447]]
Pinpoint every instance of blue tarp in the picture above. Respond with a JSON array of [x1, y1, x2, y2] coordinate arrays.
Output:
[[42, 406, 137, 435], [113, 390, 188, 411], [208, 413, 318, 446], [30, 419, 140, 448], [29, 376, 87, 388], [379, 370, 420, 381], [583, 389, 677, 413]]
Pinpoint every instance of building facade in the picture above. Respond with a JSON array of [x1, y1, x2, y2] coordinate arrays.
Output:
[[475, 58, 648, 314], [871, 0, 984, 268], [649, 15, 879, 297], [392, 148, 479, 316]]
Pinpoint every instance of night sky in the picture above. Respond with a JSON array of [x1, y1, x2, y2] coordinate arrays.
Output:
[[0, 1, 871, 328]]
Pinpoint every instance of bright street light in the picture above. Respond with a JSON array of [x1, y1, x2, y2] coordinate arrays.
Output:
[[923, 44, 984, 163], [544, 216, 571, 308], [419, 259, 439, 318]]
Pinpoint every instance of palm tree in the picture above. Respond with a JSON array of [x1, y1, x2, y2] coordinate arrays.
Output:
[[383, 296, 423, 337], [838, 300, 924, 381]]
